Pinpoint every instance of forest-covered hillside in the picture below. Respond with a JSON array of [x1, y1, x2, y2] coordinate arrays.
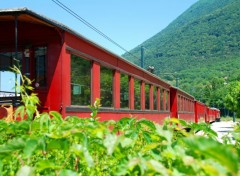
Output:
[[123, 0, 240, 110]]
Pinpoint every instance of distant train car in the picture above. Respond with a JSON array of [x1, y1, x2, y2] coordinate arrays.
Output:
[[208, 107, 220, 122], [215, 108, 221, 122], [194, 101, 207, 123], [170, 87, 195, 122], [207, 107, 216, 123]]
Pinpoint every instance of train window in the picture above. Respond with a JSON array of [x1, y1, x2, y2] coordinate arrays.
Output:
[[182, 97, 184, 111], [160, 88, 164, 111], [185, 98, 187, 112], [100, 66, 113, 107], [34, 47, 47, 87], [153, 86, 157, 110], [0, 51, 22, 96], [189, 101, 191, 112], [181, 97, 183, 111], [185, 99, 187, 111], [178, 95, 181, 111], [145, 84, 150, 110], [120, 74, 129, 109], [134, 79, 141, 110], [166, 91, 169, 111], [71, 55, 91, 106], [185, 99, 187, 112]]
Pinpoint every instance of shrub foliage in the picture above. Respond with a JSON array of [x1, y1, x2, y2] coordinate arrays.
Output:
[[0, 110, 239, 175]]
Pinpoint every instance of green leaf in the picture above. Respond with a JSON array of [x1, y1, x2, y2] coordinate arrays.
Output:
[[71, 144, 94, 167], [142, 131, 152, 144], [14, 105, 25, 120], [141, 143, 159, 153], [15, 121, 30, 132], [155, 125, 173, 143], [16, 165, 34, 176], [0, 160, 3, 175], [26, 105, 35, 120], [23, 139, 38, 158], [178, 119, 188, 127], [0, 120, 8, 132], [0, 138, 26, 153], [50, 111, 63, 123], [83, 147, 94, 167], [169, 118, 180, 124], [36, 160, 61, 171], [183, 136, 239, 174], [120, 137, 134, 148], [59, 170, 77, 176], [137, 118, 156, 131], [39, 112, 50, 131], [117, 117, 136, 130], [103, 133, 118, 155], [47, 139, 70, 151], [146, 159, 168, 175]]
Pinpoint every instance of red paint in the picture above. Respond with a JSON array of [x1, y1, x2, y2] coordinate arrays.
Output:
[[195, 101, 206, 123], [170, 88, 178, 118], [129, 76, 135, 110], [113, 70, 120, 109], [170, 87, 195, 121], [91, 61, 100, 104]]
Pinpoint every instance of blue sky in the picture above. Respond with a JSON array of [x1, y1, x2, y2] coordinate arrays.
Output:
[[0, 0, 198, 56], [0, 71, 16, 93]]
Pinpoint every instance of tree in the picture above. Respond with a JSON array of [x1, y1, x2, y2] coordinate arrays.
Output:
[[224, 81, 240, 118]]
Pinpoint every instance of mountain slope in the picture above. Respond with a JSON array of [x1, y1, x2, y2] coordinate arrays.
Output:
[[123, 0, 240, 107]]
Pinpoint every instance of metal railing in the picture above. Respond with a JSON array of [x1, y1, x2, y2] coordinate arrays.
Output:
[[0, 91, 21, 106]]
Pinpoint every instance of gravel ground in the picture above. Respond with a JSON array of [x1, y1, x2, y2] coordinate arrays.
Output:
[[211, 121, 237, 143]]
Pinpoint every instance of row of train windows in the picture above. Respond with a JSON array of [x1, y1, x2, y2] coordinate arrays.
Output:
[[178, 96, 194, 112], [71, 54, 169, 111]]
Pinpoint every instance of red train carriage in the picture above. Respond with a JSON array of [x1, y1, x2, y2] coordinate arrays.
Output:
[[0, 8, 220, 124], [194, 101, 207, 123], [170, 87, 195, 122], [0, 8, 171, 123], [207, 107, 220, 123], [214, 108, 221, 122]]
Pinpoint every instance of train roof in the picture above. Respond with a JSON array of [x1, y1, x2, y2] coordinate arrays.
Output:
[[0, 7, 172, 88], [170, 86, 195, 100]]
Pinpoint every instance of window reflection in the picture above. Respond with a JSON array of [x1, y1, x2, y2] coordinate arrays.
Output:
[[100, 66, 113, 107], [71, 55, 91, 106], [120, 74, 129, 109], [154, 86, 157, 110], [134, 79, 141, 110], [35, 47, 47, 87], [166, 91, 169, 111], [145, 84, 150, 109], [160, 88, 164, 111]]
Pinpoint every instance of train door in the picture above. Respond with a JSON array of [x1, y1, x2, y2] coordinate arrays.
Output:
[[0, 51, 22, 105], [0, 46, 48, 110], [30, 46, 48, 110]]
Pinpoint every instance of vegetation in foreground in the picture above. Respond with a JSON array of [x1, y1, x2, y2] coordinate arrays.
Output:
[[0, 105, 239, 176], [0, 67, 239, 175]]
